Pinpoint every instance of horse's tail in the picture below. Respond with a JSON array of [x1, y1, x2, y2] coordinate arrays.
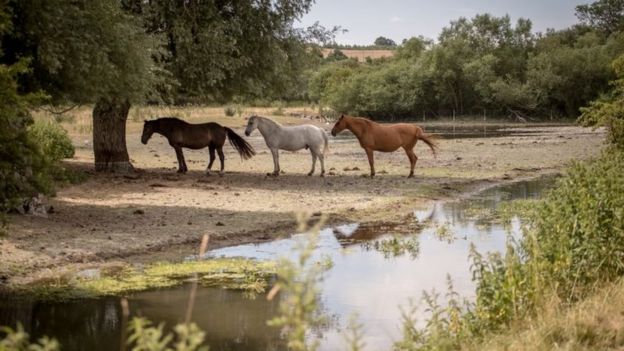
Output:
[[224, 127, 255, 160], [417, 128, 438, 158], [322, 130, 329, 155]]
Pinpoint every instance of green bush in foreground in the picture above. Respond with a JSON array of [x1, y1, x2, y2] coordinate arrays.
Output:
[[28, 120, 74, 163], [397, 148, 624, 350]]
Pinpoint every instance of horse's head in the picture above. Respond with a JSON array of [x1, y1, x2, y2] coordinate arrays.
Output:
[[331, 115, 347, 136], [245, 116, 259, 136], [141, 120, 155, 144]]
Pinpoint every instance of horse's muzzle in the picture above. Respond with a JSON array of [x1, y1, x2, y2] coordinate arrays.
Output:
[[245, 131, 250, 136], [330, 130, 336, 137]]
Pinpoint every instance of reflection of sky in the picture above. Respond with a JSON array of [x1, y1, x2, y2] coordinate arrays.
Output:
[[206, 194, 528, 350]]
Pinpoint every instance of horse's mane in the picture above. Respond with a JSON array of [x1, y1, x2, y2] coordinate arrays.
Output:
[[345, 115, 374, 126], [254, 115, 282, 127], [153, 117, 185, 123]]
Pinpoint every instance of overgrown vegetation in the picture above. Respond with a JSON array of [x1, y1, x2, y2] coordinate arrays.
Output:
[[267, 213, 328, 351], [310, 2, 624, 120], [11, 258, 276, 301]]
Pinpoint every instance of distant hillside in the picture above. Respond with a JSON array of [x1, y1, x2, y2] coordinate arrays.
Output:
[[321, 48, 395, 62]]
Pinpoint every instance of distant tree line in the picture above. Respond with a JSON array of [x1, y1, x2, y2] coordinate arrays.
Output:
[[309, 1, 624, 120]]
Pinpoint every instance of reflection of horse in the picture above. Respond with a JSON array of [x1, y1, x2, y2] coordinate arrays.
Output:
[[331, 114, 437, 178], [141, 118, 255, 174], [245, 115, 328, 176]]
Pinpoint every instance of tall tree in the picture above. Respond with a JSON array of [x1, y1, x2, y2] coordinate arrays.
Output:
[[3, 0, 158, 172], [127, 0, 320, 103], [576, 0, 624, 35]]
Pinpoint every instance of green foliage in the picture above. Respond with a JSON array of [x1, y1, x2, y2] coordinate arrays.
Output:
[[28, 120, 74, 162], [268, 213, 327, 351], [310, 7, 622, 119], [223, 106, 235, 117], [0, 324, 59, 351], [399, 148, 624, 349], [127, 318, 207, 351], [325, 49, 349, 62], [580, 53, 624, 148], [576, 0, 624, 34], [374, 36, 397, 47], [6, 0, 161, 104], [128, 0, 329, 103], [0, 58, 52, 211]]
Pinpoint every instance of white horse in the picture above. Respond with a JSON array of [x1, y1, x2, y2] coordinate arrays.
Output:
[[244, 115, 328, 176]]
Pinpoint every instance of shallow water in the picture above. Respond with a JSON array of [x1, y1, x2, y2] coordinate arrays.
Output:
[[0, 177, 556, 351]]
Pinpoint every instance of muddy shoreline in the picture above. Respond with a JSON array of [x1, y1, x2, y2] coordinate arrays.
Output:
[[0, 121, 606, 286]]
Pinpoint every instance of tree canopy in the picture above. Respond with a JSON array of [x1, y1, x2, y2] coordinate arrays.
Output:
[[309, 8, 624, 120]]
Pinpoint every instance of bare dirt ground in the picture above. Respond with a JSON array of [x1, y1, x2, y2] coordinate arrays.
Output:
[[0, 107, 607, 285]]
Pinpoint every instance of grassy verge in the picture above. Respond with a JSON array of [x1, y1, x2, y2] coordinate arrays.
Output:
[[6, 258, 276, 301], [396, 148, 624, 349]]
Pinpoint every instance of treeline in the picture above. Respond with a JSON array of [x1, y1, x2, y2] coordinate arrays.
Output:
[[308, 3, 624, 120]]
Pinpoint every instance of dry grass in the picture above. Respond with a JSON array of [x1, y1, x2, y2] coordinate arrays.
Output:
[[465, 280, 624, 351], [31, 105, 325, 136], [321, 48, 395, 62]]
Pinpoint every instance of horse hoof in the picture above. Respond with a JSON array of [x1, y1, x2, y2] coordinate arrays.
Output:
[[307, 172, 313, 176], [407, 174, 414, 178]]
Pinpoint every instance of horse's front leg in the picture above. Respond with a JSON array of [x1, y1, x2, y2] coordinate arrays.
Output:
[[308, 152, 317, 176], [174, 146, 188, 173], [206, 146, 216, 175], [269, 148, 280, 176], [365, 148, 375, 177], [217, 147, 225, 176]]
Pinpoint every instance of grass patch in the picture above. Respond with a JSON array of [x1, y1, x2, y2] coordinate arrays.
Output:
[[10, 258, 276, 301]]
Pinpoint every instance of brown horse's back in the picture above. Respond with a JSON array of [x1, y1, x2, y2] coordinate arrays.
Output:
[[163, 119, 225, 149]]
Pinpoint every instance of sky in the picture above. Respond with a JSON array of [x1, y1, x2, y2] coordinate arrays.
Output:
[[298, 0, 594, 45]]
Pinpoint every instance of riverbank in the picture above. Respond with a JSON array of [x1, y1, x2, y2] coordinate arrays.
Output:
[[0, 115, 606, 287]]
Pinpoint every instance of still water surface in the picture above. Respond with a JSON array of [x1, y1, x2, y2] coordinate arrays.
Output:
[[0, 177, 555, 351]]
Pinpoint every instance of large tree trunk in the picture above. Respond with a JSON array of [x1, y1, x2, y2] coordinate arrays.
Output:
[[92, 98, 134, 172]]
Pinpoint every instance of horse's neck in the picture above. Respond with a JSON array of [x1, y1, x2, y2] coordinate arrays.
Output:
[[346, 118, 368, 138], [258, 118, 282, 137], [154, 120, 173, 139]]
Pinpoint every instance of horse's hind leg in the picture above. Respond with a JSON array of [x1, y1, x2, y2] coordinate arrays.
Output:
[[308, 152, 317, 176], [206, 146, 216, 175], [318, 152, 325, 177], [174, 146, 188, 173], [217, 147, 225, 176], [270, 148, 280, 176], [404, 146, 418, 178]]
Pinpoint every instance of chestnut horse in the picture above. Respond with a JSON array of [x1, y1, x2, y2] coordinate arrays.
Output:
[[330, 114, 437, 178], [141, 117, 255, 175]]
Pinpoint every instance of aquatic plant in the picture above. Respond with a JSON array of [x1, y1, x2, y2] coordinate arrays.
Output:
[[13, 258, 276, 301]]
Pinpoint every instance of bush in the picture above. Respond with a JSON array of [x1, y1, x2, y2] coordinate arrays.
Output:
[[28, 120, 75, 162], [0, 60, 51, 211], [224, 106, 235, 116], [579, 54, 624, 149], [397, 148, 624, 349]]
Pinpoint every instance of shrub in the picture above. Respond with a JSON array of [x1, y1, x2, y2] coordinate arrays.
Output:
[[224, 106, 235, 116], [397, 148, 624, 349], [28, 120, 75, 162], [0, 60, 51, 211], [579, 54, 624, 149]]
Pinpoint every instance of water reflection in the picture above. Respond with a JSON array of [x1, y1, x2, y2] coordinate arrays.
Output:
[[0, 176, 556, 351]]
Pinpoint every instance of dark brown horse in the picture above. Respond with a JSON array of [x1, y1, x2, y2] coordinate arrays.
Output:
[[330, 114, 437, 178], [141, 117, 255, 174]]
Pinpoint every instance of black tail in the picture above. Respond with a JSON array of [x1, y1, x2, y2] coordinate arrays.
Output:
[[225, 127, 255, 160]]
